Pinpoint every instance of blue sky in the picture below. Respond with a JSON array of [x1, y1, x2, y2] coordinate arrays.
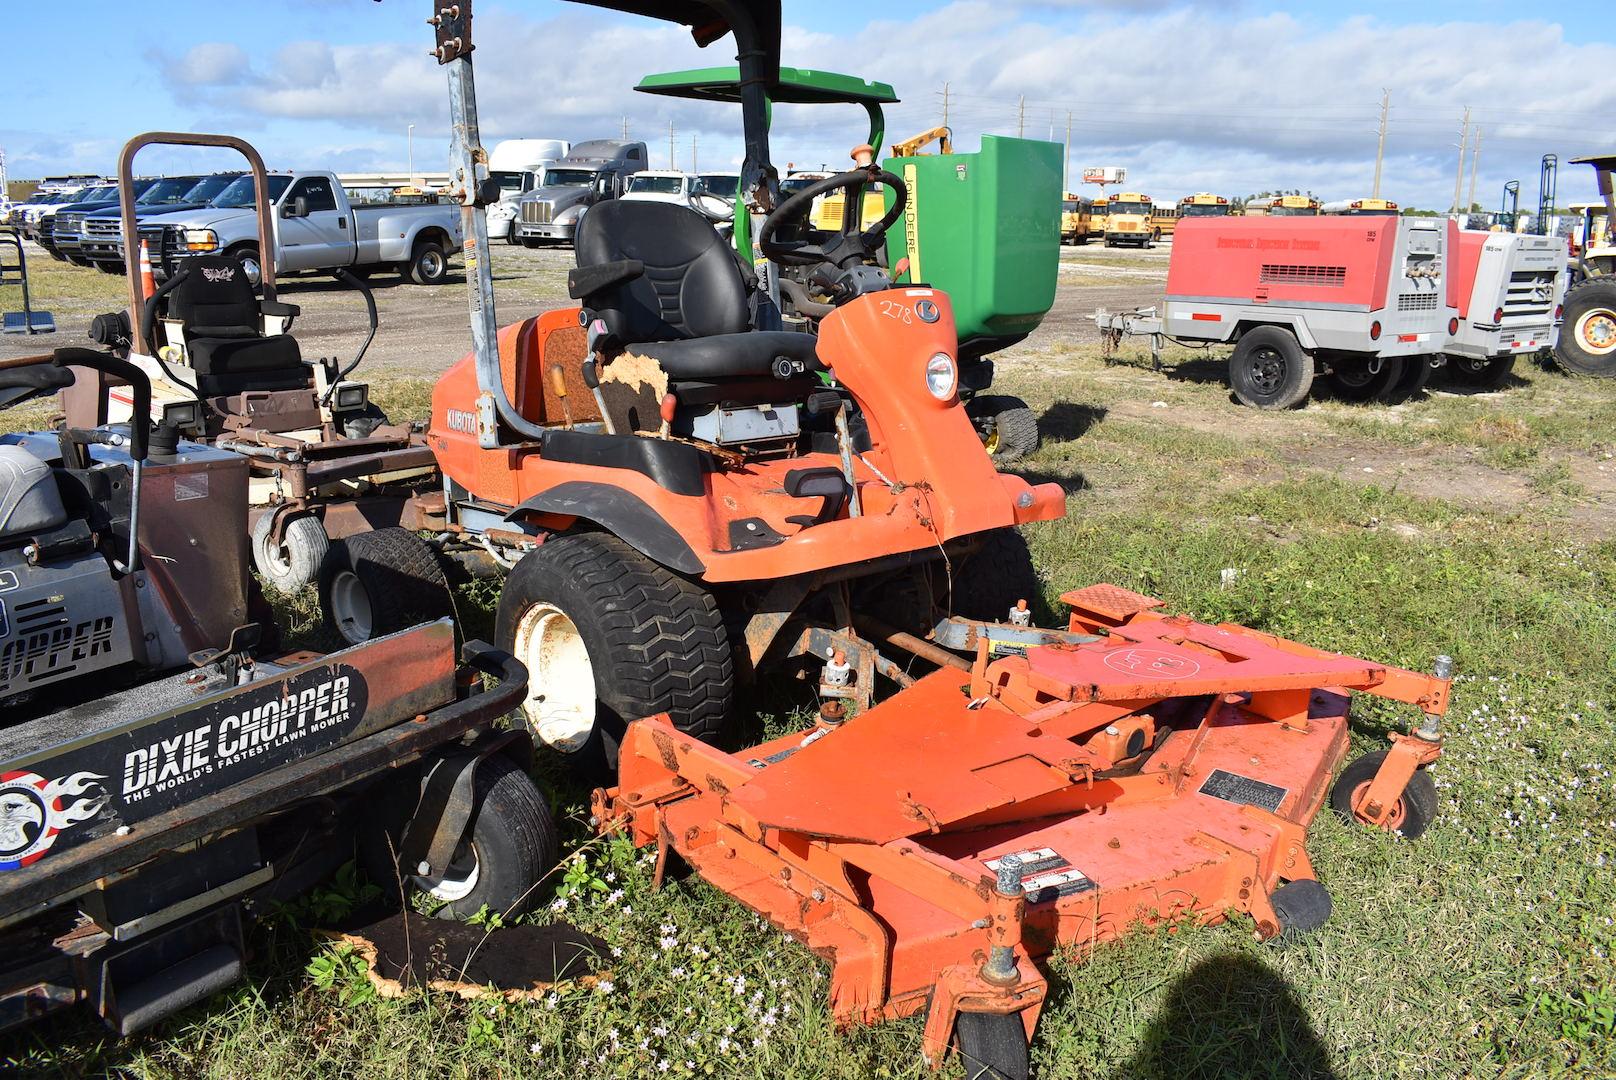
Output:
[[4, 0, 1613, 209]]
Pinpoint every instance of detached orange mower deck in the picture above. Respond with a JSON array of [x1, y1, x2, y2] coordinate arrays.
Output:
[[594, 584, 1450, 1078]]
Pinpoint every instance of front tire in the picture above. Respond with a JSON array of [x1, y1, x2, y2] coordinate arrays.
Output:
[[229, 243, 262, 288], [357, 754, 558, 920], [1554, 277, 1616, 377], [319, 527, 455, 645], [1229, 326, 1315, 409], [408, 241, 449, 285], [495, 533, 733, 774], [965, 395, 1040, 461], [251, 512, 328, 593], [950, 528, 1044, 624]]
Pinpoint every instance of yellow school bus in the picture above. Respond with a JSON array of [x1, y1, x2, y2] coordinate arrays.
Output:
[[1177, 192, 1232, 219], [1150, 202, 1178, 241], [1061, 193, 1093, 245], [1245, 195, 1321, 217], [1321, 198, 1399, 216], [1089, 196, 1108, 241], [1104, 191, 1158, 247]]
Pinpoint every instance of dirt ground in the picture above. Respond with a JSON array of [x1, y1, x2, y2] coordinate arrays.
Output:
[[5, 238, 1613, 537]]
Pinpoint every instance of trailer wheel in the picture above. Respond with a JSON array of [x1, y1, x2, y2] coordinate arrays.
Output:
[[320, 527, 456, 645], [1268, 878, 1333, 936], [358, 754, 559, 920], [1228, 327, 1314, 409], [950, 528, 1044, 624], [1554, 277, 1616, 377], [966, 395, 1040, 461], [495, 533, 733, 774], [1330, 750, 1437, 839], [1386, 354, 1432, 402], [1445, 354, 1516, 390], [251, 512, 328, 593], [956, 1012, 1030, 1080], [408, 241, 449, 285], [1324, 355, 1402, 404]]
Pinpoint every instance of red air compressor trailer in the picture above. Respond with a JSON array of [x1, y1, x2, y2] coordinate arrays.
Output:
[[1097, 216, 1459, 408]]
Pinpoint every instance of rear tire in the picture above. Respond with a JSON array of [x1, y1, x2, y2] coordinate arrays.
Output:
[[320, 528, 455, 645], [357, 754, 558, 920], [965, 395, 1040, 461], [1445, 354, 1516, 389], [408, 241, 449, 285], [1555, 277, 1616, 377], [251, 512, 328, 593], [495, 533, 733, 775], [1229, 326, 1314, 409], [956, 1012, 1030, 1080], [1386, 354, 1432, 402]]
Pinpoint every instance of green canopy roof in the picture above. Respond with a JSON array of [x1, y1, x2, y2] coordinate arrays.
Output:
[[636, 65, 898, 106]]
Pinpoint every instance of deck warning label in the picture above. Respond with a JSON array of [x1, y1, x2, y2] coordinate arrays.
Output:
[[984, 847, 1097, 904]]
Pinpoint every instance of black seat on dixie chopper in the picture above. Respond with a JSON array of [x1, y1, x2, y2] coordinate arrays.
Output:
[[569, 200, 818, 380], [167, 255, 304, 395], [0, 443, 67, 544]]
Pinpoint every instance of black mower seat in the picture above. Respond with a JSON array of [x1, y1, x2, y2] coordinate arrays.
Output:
[[573, 200, 819, 378], [168, 255, 304, 394], [0, 443, 66, 543]]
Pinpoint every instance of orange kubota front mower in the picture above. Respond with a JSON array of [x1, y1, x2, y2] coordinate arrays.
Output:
[[595, 584, 1452, 1078]]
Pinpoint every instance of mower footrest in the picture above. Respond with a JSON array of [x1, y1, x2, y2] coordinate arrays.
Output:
[[2, 311, 55, 335]]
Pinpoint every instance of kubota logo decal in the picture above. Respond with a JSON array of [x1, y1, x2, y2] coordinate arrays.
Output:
[[1102, 647, 1200, 680], [444, 408, 478, 434]]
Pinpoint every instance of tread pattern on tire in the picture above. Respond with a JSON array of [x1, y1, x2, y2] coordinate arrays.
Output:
[[1554, 277, 1616, 378], [322, 527, 454, 639], [967, 395, 1041, 460], [515, 533, 733, 743]]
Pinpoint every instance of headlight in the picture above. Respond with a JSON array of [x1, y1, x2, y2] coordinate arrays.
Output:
[[332, 383, 369, 410], [925, 352, 957, 400], [183, 228, 219, 252]]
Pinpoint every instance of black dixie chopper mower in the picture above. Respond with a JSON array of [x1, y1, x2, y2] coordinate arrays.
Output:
[[0, 349, 554, 1035]]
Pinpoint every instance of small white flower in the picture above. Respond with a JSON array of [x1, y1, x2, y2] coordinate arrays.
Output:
[[529, 1041, 543, 1055], [596, 979, 615, 994]]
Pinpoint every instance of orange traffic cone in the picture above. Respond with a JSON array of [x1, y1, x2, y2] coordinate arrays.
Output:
[[137, 239, 155, 303]]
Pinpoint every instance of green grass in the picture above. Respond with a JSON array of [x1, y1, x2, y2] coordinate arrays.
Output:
[[3, 319, 1615, 1078]]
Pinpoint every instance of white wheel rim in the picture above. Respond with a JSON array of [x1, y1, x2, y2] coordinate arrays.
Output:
[[1575, 307, 1616, 356], [413, 843, 481, 903], [513, 601, 597, 752], [259, 532, 293, 576], [331, 570, 374, 644]]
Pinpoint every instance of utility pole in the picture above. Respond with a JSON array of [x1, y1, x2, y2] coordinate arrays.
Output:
[[1064, 110, 1072, 193], [668, 119, 676, 171], [1451, 106, 1471, 214], [692, 133, 698, 173], [407, 123, 415, 178], [621, 116, 629, 141], [940, 82, 950, 128], [1466, 127, 1482, 213], [1017, 95, 1025, 138], [1371, 89, 1389, 198]]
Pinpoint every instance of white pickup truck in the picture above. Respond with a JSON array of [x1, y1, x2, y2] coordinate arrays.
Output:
[[136, 170, 464, 286]]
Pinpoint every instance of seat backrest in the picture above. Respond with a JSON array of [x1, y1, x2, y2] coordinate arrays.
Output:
[[0, 443, 67, 542], [575, 200, 749, 346], [169, 255, 260, 337]]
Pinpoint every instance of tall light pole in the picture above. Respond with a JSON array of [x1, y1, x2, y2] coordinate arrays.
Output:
[[407, 124, 416, 179], [1371, 89, 1389, 199]]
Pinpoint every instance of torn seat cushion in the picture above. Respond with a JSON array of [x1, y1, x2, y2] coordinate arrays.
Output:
[[0, 443, 67, 542], [633, 330, 820, 380]]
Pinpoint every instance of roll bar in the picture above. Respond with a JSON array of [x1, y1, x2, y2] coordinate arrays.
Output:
[[118, 132, 279, 350]]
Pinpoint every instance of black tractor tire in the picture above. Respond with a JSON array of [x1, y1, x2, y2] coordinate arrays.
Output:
[[1444, 354, 1516, 390], [1269, 878, 1333, 936], [956, 1012, 1030, 1080], [495, 533, 733, 775], [339, 402, 390, 440], [251, 512, 329, 594], [1386, 354, 1432, 402], [1228, 326, 1315, 409], [1554, 277, 1616, 377], [949, 528, 1044, 625], [408, 241, 449, 285], [966, 395, 1040, 461], [1329, 750, 1438, 839], [1324, 355, 1403, 404], [357, 754, 559, 920], [319, 527, 456, 645]]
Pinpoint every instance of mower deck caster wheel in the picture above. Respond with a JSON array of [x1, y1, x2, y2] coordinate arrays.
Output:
[[956, 1011, 1030, 1080], [251, 512, 328, 593], [966, 395, 1040, 461], [320, 527, 456, 645], [1268, 878, 1333, 937], [1330, 750, 1438, 838], [357, 754, 559, 920]]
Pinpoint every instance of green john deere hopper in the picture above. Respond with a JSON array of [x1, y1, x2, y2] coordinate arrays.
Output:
[[884, 136, 1061, 350]]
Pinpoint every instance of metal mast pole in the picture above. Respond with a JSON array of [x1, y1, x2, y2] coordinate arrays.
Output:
[[434, 0, 546, 448], [1451, 106, 1470, 214], [1064, 110, 1072, 193], [1371, 89, 1388, 199], [1466, 127, 1482, 213]]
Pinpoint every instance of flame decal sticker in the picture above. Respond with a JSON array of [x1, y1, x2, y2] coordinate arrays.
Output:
[[0, 770, 109, 870]]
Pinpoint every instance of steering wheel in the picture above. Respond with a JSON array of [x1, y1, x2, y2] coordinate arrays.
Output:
[[757, 167, 908, 268]]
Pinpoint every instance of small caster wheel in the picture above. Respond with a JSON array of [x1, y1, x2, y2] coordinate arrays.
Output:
[[1269, 878, 1332, 937], [956, 1011, 1030, 1080], [1330, 750, 1438, 838]]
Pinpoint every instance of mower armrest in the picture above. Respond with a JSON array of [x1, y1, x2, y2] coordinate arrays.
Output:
[[260, 301, 300, 319], [568, 258, 644, 301]]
